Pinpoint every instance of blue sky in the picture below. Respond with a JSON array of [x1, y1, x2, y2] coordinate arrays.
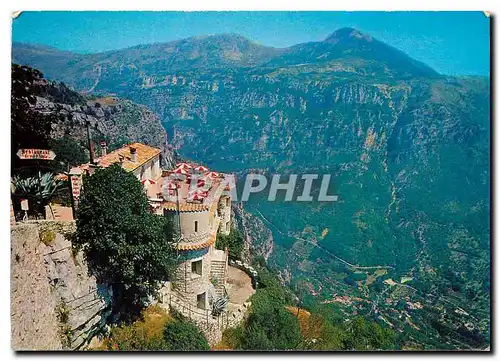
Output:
[[12, 11, 490, 75]]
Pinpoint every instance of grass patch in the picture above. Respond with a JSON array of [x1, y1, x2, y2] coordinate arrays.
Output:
[[94, 305, 174, 351]]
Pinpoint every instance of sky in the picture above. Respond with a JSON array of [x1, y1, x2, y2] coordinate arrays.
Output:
[[12, 11, 490, 75]]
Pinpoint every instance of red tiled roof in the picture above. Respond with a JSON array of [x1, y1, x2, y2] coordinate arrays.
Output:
[[163, 202, 209, 212], [80, 142, 161, 172]]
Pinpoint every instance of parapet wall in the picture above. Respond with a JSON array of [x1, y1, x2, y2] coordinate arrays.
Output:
[[11, 221, 111, 350], [159, 284, 250, 347]]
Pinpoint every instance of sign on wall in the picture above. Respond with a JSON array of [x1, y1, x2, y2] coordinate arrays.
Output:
[[16, 149, 56, 160], [20, 199, 29, 211]]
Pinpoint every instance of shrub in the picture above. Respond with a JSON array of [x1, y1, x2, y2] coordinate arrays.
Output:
[[40, 229, 56, 246], [101, 305, 172, 351], [300, 313, 347, 350], [215, 228, 244, 259], [216, 326, 244, 350], [163, 319, 210, 351], [242, 290, 302, 350], [343, 316, 397, 350]]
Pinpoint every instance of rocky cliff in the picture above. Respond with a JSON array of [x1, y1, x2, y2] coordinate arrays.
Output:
[[11, 221, 111, 350], [233, 203, 274, 263], [11, 67, 176, 169]]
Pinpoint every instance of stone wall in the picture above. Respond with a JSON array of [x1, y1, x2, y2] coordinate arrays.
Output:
[[179, 210, 210, 237], [217, 195, 231, 235], [173, 246, 214, 308], [159, 284, 249, 347], [11, 221, 111, 350]]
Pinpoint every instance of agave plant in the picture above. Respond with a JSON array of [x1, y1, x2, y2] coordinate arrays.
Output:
[[12, 172, 64, 216], [211, 295, 229, 317]]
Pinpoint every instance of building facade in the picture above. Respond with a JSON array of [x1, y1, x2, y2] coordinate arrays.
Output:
[[72, 143, 233, 312], [163, 180, 232, 310]]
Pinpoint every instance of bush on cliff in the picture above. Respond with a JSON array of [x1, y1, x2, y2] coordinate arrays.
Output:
[[100, 305, 172, 351], [220, 263, 301, 350], [75, 164, 178, 320], [242, 288, 302, 350], [215, 228, 244, 259], [96, 305, 209, 351], [163, 318, 210, 351]]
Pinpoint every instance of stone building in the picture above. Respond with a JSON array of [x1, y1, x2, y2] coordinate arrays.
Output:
[[70, 142, 162, 210], [76, 142, 161, 180], [148, 163, 234, 310], [13, 143, 253, 348], [72, 144, 234, 312]]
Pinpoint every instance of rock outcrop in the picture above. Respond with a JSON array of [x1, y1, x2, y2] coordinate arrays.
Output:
[[11, 221, 111, 350]]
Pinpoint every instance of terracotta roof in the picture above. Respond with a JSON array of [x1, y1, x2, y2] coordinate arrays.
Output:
[[80, 142, 161, 172], [177, 234, 217, 250], [163, 202, 209, 212]]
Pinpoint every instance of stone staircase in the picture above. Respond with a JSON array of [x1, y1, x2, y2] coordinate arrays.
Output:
[[210, 259, 227, 297]]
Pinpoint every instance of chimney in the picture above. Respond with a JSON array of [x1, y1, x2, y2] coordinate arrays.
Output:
[[130, 146, 137, 163], [86, 120, 96, 164], [100, 141, 107, 156]]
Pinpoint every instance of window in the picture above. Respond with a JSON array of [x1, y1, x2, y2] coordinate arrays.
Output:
[[197, 292, 206, 309], [194, 220, 198, 232], [226, 198, 230, 206], [191, 260, 202, 276], [226, 222, 230, 232]]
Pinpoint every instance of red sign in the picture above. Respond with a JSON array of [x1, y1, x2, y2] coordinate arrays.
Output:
[[70, 175, 82, 199], [16, 149, 56, 160]]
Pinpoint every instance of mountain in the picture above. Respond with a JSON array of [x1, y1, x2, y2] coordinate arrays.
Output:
[[11, 64, 175, 171], [12, 28, 438, 92], [12, 28, 490, 350], [13, 34, 284, 93], [266, 27, 439, 77]]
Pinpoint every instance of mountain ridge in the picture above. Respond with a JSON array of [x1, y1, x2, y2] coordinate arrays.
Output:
[[12, 27, 440, 80]]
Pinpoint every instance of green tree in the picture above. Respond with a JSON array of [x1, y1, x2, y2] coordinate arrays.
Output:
[[75, 164, 178, 319], [163, 319, 210, 351], [215, 228, 244, 259], [344, 316, 396, 350], [49, 137, 89, 172], [243, 323, 273, 350], [241, 288, 301, 350]]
